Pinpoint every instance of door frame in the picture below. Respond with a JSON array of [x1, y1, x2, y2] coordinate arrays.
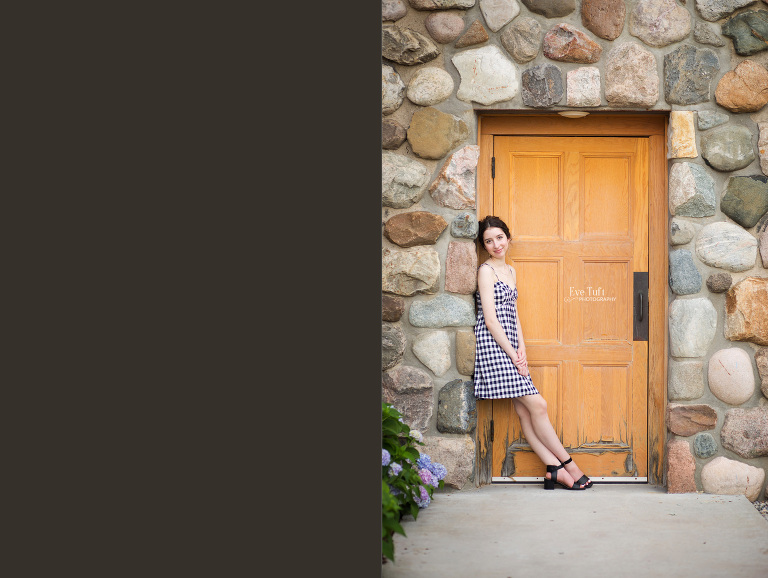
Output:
[[474, 112, 668, 487]]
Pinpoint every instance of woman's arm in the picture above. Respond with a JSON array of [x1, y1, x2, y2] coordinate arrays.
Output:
[[511, 268, 526, 354], [477, 266, 519, 363], [516, 314, 527, 354], [514, 310, 529, 377], [509, 267, 529, 377]]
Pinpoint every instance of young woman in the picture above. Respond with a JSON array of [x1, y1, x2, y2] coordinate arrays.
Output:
[[473, 215, 592, 491]]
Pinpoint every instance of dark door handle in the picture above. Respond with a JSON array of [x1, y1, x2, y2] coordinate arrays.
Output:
[[633, 272, 648, 341]]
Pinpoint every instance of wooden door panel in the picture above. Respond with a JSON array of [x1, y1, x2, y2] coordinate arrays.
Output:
[[582, 155, 631, 238], [491, 135, 648, 480], [578, 362, 631, 446], [513, 259, 561, 344], [508, 154, 561, 240], [581, 259, 630, 342]]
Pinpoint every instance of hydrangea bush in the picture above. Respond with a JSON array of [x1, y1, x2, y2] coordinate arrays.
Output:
[[382, 402, 446, 563]]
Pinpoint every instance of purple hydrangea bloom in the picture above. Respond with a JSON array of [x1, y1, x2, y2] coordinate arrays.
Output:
[[419, 468, 437, 487], [429, 462, 447, 481], [389, 485, 401, 496], [388, 462, 403, 477], [416, 453, 431, 470], [414, 486, 431, 508], [382, 449, 391, 467]]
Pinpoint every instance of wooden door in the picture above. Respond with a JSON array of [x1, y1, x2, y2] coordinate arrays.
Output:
[[490, 136, 648, 481]]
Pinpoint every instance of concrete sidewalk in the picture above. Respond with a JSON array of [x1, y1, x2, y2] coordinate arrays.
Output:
[[382, 483, 768, 578]]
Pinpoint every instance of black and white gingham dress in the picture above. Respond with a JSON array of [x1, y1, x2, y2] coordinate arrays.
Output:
[[473, 263, 540, 399]]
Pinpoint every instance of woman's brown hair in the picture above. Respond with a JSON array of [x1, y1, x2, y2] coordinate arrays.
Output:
[[477, 215, 511, 243]]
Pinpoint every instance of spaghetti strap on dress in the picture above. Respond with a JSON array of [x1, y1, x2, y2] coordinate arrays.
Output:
[[473, 263, 540, 399]]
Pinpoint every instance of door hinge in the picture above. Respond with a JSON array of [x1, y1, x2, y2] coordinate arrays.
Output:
[[491, 156, 495, 179], [490, 419, 494, 442]]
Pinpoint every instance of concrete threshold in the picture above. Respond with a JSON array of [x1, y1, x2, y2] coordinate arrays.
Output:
[[382, 483, 768, 578]]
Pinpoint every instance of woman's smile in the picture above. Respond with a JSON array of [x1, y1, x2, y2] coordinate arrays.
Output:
[[483, 226, 510, 257]]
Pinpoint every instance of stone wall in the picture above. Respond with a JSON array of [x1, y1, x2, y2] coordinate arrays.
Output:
[[382, 0, 768, 497]]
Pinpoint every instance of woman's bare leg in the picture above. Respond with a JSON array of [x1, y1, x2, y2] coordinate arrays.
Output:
[[512, 399, 576, 487], [512, 394, 590, 488], [511, 399, 561, 466]]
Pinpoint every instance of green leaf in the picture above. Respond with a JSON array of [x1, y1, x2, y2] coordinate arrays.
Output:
[[382, 538, 395, 562], [391, 520, 406, 536], [382, 422, 397, 433]]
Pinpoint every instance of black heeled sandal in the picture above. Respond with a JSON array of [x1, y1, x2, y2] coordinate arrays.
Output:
[[544, 461, 591, 490], [559, 457, 593, 489]]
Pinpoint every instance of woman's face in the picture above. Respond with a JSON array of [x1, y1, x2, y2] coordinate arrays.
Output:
[[482, 227, 509, 258]]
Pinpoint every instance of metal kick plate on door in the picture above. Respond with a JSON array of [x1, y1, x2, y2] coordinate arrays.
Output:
[[633, 272, 648, 341]]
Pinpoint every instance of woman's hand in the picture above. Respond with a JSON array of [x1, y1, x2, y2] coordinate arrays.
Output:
[[513, 348, 529, 377]]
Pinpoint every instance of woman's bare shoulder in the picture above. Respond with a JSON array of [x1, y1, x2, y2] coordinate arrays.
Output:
[[478, 261, 492, 273], [477, 262, 494, 283]]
